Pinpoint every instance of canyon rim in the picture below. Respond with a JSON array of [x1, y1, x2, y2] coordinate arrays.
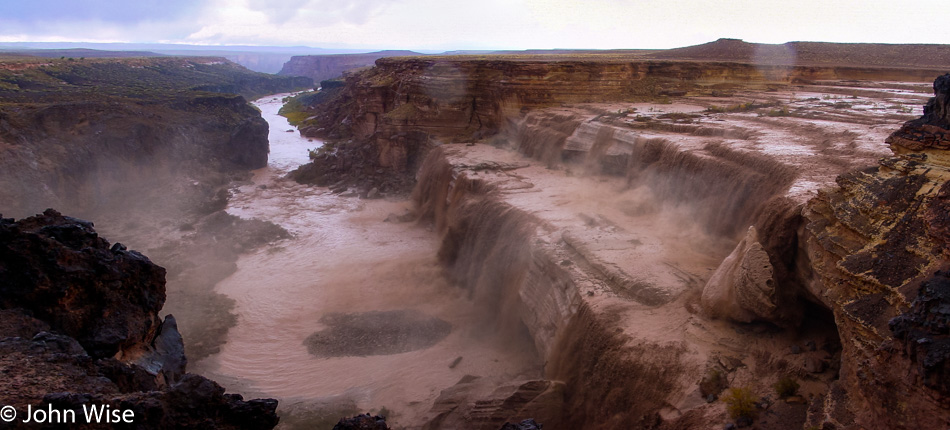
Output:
[[1, 35, 950, 430]]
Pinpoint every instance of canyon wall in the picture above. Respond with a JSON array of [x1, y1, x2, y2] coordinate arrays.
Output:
[[412, 147, 692, 429], [287, 53, 950, 427], [796, 76, 950, 429], [0, 57, 309, 429], [289, 56, 937, 192], [0, 94, 269, 218], [0, 57, 311, 219], [278, 50, 420, 82]]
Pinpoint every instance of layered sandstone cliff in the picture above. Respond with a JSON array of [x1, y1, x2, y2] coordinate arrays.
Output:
[[288, 55, 936, 194], [282, 50, 949, 427], [796, 75, 950, 429]]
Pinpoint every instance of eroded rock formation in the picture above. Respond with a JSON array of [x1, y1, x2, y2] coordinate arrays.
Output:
[[287, 53, 937, 194], [799, 74, 950, 429], [280, 49, 950, 428], [0, 210, 279, 429], [0, 209, 165, 359]]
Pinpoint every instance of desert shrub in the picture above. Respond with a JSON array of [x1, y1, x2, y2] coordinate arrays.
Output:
[[699, 369, 726, 397], [721, 387, 758, 420], [763, 107, 791, 117], [773, 375, 800, 398]]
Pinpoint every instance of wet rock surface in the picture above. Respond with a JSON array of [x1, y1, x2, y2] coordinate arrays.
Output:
[[499, 418, 544, 430], [304, 310, 451, 357]]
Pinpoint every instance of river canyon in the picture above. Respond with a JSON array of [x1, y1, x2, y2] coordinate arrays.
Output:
[[193, 95, 542, 428], [2, 41, 950, 430]]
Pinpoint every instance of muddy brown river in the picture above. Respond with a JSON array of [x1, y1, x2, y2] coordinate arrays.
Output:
[[191, 94, 539, 428]]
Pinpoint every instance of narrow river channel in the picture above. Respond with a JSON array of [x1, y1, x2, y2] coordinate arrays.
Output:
[[191, 94, 539, 428]]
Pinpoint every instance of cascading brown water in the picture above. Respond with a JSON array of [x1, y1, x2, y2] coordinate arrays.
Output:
[[189, 94, 540, 428]]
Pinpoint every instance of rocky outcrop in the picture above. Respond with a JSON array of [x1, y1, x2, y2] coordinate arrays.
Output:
[[33, 375, 279, 430], [0, 209, 165, 359], [0, 210, 279, 429], [890, 271, 950, 395], [332, 413, 391, 430], [700, 226, 778, 323], [278, 50, 420, 82], [800, 74, 950, 429]]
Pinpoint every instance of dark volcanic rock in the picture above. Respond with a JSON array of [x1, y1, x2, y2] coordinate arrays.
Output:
[[499, 418, 544, 430], [0, 209, 165, 359], [29, 375, 279, 430], [886, 73, 950, 151], [0, 331, 118, 408], [331, 413, 391, 430], [0, 210, 280, 429], [890, 271, 950, 394]]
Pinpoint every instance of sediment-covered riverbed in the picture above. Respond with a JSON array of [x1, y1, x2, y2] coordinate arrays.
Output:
[[192, 95, 540, 428]]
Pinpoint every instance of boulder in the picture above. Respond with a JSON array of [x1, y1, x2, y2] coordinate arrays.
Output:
[[0, 209, 165, 359], [701, 226, 778, 323]]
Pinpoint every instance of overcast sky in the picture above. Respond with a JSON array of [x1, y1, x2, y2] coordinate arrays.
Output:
[[1, 0, 949, 50]]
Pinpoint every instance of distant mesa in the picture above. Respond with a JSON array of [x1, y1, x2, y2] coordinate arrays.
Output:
[[649, 38, 950, 68], [278, 50, 423, 82]]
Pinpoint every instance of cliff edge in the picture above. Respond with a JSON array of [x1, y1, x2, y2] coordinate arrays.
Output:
[[798, 74, 950, 429], [0, 209, 279, 429]]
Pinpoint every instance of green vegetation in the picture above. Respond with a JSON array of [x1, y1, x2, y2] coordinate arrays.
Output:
[[278, 84, 345, 128], [763, 106, 791, 117], [0, 56, 311, 105], [699, 368, 726, 397], [773, 375, 800, 398], [279, 92, 314, 125], [383, 103, 420, 121], [721, 387, 758, 421]]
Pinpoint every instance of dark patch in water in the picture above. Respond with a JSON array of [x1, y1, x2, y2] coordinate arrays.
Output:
[[304, 310, 451, 357]]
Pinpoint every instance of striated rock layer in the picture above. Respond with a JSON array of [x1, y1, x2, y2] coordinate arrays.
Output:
[[798, 75, 950, 429], [289, 55, 936, 192], [412, 147, 690, 429], [404, 77, 949, 428]]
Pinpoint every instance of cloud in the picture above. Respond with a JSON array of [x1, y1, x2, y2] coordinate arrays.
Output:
[[0, 0, 206, 25], [245, 0, 397, 25], [1, 0, 950, 49]]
